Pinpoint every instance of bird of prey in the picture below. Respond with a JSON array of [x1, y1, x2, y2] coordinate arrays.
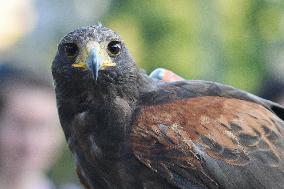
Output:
[[52, 25, 284, 189]]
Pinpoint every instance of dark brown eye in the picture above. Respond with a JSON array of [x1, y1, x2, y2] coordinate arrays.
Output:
[[107, 41, 122, 56], [64, 43, 79, 58]]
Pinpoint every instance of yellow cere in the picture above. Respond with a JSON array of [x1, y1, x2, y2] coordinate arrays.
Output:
[[101, 61, 116, 70], [72, 62, 87, 70]]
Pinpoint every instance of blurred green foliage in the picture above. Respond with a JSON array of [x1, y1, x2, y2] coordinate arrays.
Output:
[[103, 0, 284, 92], [49, 145, 81, 187]]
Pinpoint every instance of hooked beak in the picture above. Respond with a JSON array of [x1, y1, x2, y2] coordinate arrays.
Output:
[[72, 41, 116, 80]]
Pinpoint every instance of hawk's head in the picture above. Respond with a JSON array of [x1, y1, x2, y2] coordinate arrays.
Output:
[[52, 25, 139, 93]]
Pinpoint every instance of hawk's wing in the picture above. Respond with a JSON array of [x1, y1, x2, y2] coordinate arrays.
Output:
[[132, 81, 284, 189], [140, 80, 284, 120]]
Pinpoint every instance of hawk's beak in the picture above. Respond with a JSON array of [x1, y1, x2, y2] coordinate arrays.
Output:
[[72, 41, 116, 80]]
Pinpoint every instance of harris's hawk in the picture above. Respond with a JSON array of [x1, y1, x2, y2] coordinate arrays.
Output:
[[52, 25, 284, 189]]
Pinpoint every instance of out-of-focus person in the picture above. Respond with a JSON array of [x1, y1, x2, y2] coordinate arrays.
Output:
[[0, 64, 65, 189]]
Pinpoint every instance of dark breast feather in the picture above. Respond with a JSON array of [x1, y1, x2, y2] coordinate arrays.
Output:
[[76, 165, 92, 189], [131, 96, 284, 189]]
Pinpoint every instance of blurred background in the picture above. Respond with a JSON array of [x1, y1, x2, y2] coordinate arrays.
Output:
[[0, 0, 284, 188]]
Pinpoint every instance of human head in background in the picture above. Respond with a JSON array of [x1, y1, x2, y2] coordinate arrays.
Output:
[[0, 64, 64, 189]]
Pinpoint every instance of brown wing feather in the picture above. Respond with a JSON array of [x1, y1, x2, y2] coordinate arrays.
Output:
[[131, 96, 284, 188]]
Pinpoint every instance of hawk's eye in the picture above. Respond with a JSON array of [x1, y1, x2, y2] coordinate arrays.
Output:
[[64, 43, 79, 58], [107, 41, 121, 56]]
